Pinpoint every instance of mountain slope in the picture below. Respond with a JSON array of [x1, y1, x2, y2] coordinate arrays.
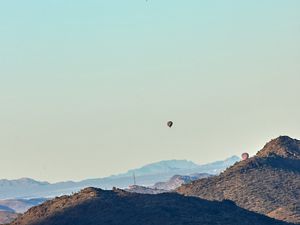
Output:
[[9, 187, 291, 225], [177, 136, 300, 224]]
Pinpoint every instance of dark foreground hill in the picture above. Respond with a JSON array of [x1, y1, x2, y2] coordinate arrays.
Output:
[[9, 187, 291, 225], [177, 136, 300, 224]]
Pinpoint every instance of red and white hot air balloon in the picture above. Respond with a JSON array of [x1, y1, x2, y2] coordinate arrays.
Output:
[[241, 152, 249, 160]]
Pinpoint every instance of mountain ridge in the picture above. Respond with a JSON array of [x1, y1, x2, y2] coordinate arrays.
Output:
[[177, 136, 300, 224], [0, 156, 239, 199], [9, 187, 292, 225]]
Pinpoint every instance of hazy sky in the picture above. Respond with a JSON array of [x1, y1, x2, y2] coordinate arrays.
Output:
[[0, 1, 299, 182]]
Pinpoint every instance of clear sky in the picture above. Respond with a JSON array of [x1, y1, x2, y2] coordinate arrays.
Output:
[[0, 1, 299, 182]]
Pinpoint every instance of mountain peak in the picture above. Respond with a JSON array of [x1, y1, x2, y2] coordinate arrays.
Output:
[[126, 160, 199, 176], [256, 136, 300, 159], [177, 136, 300, 223]]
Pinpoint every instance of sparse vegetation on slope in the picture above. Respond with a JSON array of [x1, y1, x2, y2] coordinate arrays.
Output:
[[177, 136, 300, 224], [9, 187, 292, 225]]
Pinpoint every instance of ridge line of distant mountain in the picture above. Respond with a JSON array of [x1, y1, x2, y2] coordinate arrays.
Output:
[[0, 156, 239, 199], [0, 156, 239, 184]]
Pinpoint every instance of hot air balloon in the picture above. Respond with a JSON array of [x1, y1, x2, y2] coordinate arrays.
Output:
[[167, 121, 173, 128], [241, 152, 249, 160]]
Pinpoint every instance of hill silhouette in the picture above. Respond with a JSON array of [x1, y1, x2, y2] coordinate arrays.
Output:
[[177, 136, 300, 224], [9, 187, 292, 225]]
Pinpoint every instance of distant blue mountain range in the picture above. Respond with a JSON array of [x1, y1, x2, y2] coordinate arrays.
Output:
[[125, 159, 199, 176], [0, 156, 239, 199]]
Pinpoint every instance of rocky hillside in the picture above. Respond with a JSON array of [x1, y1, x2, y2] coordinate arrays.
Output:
[[9, 187, 291, 225], [177, 136, 300, 224]]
